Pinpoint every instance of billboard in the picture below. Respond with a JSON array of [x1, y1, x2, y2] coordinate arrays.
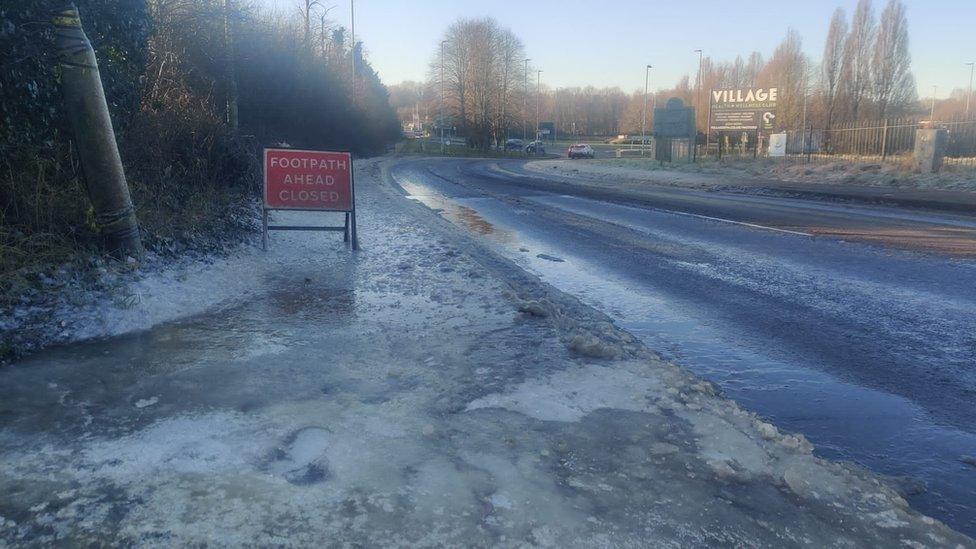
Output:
[[264, 149, 353, 211], [709, 87, 778, 131], [653, 97, 696, 138]]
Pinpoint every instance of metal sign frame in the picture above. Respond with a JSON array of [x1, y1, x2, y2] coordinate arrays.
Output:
[[262, 148, 358, 251]]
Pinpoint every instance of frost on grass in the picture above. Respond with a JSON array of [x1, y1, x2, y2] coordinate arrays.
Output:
[[525, 157, 976, 192]]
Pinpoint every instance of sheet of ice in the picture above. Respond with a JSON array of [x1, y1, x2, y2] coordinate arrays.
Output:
[[466, 363, 660, 422]]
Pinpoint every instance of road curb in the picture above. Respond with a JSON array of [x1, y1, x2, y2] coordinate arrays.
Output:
[[517, 161, 976, 217], [752, 185, 976, 215]]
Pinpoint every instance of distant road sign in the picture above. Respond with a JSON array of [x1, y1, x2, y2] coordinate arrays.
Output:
[[264, 149, 353, 211]]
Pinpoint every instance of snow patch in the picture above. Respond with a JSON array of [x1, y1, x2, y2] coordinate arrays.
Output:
[[35, 248, 273, 351], [466, 363, 660, 422], [134, 396, 158, 409], [82, 412, 268, 479]]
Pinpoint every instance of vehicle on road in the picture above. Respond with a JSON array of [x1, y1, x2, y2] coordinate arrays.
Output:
[[567, 143, 595, 159], [525, 140, 546, 154], [504, 138, 524, 151]]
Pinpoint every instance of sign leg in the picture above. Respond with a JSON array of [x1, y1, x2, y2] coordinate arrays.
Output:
[[344, 212, 350, 243], [262, 208, 269, 251], [350, 209, 358, 251]]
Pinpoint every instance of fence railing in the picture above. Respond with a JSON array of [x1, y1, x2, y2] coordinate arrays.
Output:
[[699, 116, 976, 168]]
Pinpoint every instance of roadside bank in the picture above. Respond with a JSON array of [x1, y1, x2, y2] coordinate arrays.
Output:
[[524, 158, 976, 214]]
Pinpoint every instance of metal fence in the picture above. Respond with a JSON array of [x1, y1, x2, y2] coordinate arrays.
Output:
[[784, 116, 976, 167], [699, 116, 976, 168]]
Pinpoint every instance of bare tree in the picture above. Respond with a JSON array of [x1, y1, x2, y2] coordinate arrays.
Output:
[[430, 18, 526, 148], [296, 0, 322, 49], [745, 52, 764, 85], [840, 0, 876, 121], [758, 29, 808, 129], [413, 0, 917, 143], [494, 29, 523, 142], [317, 6, 337, 57], [439, 21, 470, 139], [468, 20, 498, 147], [820, 8, 847, 130], [871, 0, 915, 119]]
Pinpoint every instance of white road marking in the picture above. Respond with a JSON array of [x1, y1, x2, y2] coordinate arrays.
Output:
[[490, 164, 815, 236], [529, 194, 814, 237], [651, 208, 814, 236]]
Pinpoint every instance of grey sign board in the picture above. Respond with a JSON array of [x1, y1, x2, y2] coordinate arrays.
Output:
[[709, 87, 778, 131], [653, 98, 696, 138]]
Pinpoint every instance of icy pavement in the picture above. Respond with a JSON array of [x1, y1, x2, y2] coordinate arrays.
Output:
[[0, 159, 971, 546]]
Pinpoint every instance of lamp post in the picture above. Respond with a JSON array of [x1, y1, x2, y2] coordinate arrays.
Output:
[[523, 58, 531, 140], [930, 85, 937, 121], [536, 69, 543, 140], [349, 0, 355, 87], [694, 49, 703, 161], [641, 64, 652, 157], [440, 40, 447, 153], [800, 57, 808, 153], [695, 50, 704, 123], [966, 62, 975, 119], [554, 87, 559, 145]]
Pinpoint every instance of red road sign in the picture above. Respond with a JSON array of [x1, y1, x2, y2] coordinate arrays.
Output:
[[264, 148, 353, 211]]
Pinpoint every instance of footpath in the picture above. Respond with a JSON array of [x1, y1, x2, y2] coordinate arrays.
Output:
[[0, 158, 971, 546]]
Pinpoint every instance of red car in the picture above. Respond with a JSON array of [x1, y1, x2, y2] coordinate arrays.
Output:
[[567, 143, 595, 159]]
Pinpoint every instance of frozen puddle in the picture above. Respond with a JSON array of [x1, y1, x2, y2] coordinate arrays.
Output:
[[467, 364, 661, 422]]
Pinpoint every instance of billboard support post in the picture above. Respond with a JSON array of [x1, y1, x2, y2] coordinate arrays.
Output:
[[705, 88, 713, 159], [807, 126, 814, 163]]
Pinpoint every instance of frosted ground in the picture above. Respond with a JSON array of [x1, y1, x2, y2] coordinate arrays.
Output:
[[0, 160, 970, 546], [525, 157, 976, 193]]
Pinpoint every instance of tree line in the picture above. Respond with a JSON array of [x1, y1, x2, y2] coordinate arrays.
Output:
[[392, 0, 943, 143], [1, 0, 400, 278]]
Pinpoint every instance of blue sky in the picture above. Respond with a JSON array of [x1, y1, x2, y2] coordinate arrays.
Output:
[[258, 0, 975, 98]]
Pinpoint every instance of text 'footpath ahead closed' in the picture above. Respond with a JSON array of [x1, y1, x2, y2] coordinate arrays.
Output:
[[264, 148, 353, 211]]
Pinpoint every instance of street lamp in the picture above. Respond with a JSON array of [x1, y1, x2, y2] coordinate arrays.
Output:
[[440, 40, 448, 153], [536, 69, 543, 139], [641, 64, 652, 157], [523, 58, 531, 140], [554, 87, 559, 144], [349, 0, 355, 86], [966, 62, 975, 119], [694, 49, 703, 161]]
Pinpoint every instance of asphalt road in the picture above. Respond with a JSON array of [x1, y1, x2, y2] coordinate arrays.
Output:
[[390, 157, 976, 536]]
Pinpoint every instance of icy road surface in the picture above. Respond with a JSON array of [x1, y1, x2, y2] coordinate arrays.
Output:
[[0, 159, 971, 546], [390, 157, 976, 538]]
